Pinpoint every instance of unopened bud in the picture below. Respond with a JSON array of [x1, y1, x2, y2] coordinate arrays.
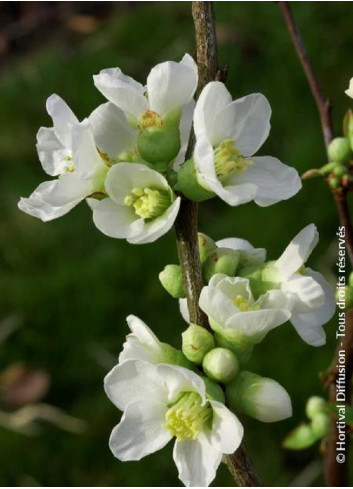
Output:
[[333, 164, 348, 178], [329, 175, 341, 189], [203, 248, 240, 283], [226, 371, 292, 422], [214, 332, 254, 365], [283, 424, 318, 450], [159, 264, 185, 299], [198, 232, 217, 263], [202, 347, 239, 384], [182, 324, 215, 364], [311, 412, 330, 438], [328, 137, 352, 163], [305, 396, 326, 420]]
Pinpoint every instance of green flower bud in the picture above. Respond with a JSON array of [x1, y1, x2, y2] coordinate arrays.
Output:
[[333, 164, 348, 178], [137, 111, 181, 165], [328, 137, 352, 163], [214, 332, 254, 365], [283, 424, 318, 450], [174, 158, 215, 201], [182, 324, 215, 364], [198, 232, 217, 263], [239, 261, 280, 300], [226, 371, 292, 422], [202, 376, 225, 403], [311, 412, 330, 439], [203, 248, 240, 283], [159, 264, 185, 299], [305, 396, 326, 420], [202, 347, 239, 384], [349, 272, 353, 288], [343, 109, 353, 148]]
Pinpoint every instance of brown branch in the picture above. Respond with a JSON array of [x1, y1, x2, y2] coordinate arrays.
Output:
[[175, 2, 262, 486], [279, 2, 353, 486]]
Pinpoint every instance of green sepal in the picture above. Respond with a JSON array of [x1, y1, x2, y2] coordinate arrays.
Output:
[[283, 424, 319, 450], [202, 376, 226, 403], [203, 248, 240, 283], [174, 158, 215, 201]]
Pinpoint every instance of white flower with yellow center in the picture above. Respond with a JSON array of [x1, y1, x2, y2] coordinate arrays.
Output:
[[270, 224, 336, 346], [89, 163, 180, 244], [198, 274, 291, 351], [104, 359, 243, 487], [193, 81, 302, 206], [93, 54, 197, 166], [18, 95, 137, 221]]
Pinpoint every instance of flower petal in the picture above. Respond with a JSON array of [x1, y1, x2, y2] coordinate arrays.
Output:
[[36, 127, 68, 176], [194, 81, 232, 141], [235, 156, 302, 207], [224, 308, 290, 341], [88, 102, 137, 157], [46, 94, 78, 148], [211, 93, 271, 154], [179, 298, 190, 323], [216, 237, 254, 251], [173, 434, 222, 487], [93, 68, 148, 121], [109, 400, 171, 461], [147, 54, 198, 116], [209, 400, 243, 454], [282, 273, 325, 313], [36, 174, 92, 207], [91, 198, 143, 239], [174, 99, 195, 170], [275, 224, 319, 280], [71, 120, 103, 180], [345, 77, 353, 98], [104, 360, 169, 411], [156, 364, 206, 404]]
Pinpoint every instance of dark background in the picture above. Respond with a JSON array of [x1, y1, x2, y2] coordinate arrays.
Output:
[[0, 1, 352, 486]]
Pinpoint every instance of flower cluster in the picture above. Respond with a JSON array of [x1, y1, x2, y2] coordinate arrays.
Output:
[[18, 54, 336, 487], [18, 54, 301, 244]]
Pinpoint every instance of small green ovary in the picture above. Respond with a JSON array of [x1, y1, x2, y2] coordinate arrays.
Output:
[[124, 187, 171, 220], [164, 392, 212, 441], [233, 295, 260, 312], [214, 140, 252, 180]]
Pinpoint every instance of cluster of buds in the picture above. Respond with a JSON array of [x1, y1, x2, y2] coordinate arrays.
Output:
[[283, 396, 330, 450]]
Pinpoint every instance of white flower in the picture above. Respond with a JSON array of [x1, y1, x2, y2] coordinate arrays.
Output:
[[272, 224, 336, 346], [345, 77, 353, 98], [89, 163, 180, 244], [93, 54, 197, 126], [193, 81, 302, 206], [199, 274, 291, 346], [18, 96, 136, 221], [119, 315, 188, 367], [94, 54, 197, 167], [105, 359, 243, 487]]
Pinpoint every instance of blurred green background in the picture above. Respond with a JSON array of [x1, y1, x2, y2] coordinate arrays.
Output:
[[0, 1, 352, 486]]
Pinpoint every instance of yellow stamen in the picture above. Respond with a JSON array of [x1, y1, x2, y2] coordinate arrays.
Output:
[[233, 295, 260, 312], [214, 139, 252, 179]]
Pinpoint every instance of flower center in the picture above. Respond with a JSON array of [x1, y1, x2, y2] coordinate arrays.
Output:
[[140, 110, 163, 130], [233, 295, 260, 312], [63, 155, 76, 173], [164, 392, 212, 441], [124, 187, 171, 220], [214, 140, 252, 179]]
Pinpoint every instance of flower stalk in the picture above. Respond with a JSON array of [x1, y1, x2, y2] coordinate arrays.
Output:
[[174, 1, 262, 486]]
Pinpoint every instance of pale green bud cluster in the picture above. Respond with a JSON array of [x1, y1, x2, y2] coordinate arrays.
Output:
[[283, 395, 330, 450]]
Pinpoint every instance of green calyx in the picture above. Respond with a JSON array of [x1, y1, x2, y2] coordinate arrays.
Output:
[[137, 110, 181, 165], [214, 332, 254, 365], [202, 376, 225, 403], [239, 261, 280, 300], [202, 248, 240, 283], [174, 158, 215, 202], [160, 342, 193, 369], [182, 324, 215, 364], [198, 232, 217, 263], [159, 264, 185, 299]]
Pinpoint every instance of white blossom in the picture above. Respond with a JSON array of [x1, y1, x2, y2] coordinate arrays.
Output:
[[105, 359, 243, 487], [193, 81, 302, 206], [89, 163, 180, 244], [18, 96, 136, 221]]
